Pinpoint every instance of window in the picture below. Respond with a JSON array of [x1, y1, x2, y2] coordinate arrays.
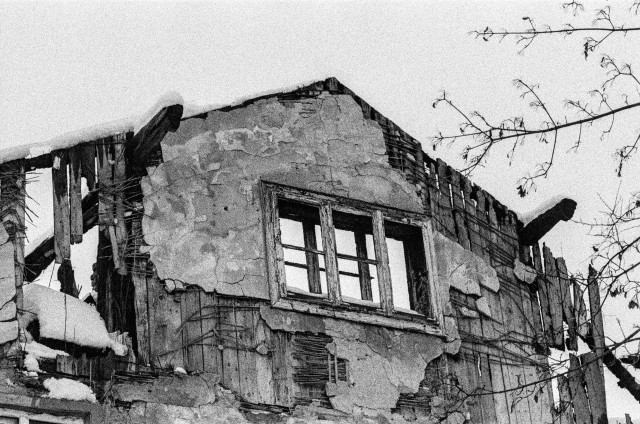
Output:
[[262, 182, 441, 330]]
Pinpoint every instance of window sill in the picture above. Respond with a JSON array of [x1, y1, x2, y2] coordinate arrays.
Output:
[[272, 298, 443, 336]]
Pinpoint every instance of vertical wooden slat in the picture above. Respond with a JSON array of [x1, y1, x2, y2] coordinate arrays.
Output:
[[475, 188, 511, 424], [556, 258, 577, 351], [219, 297, 241, 394], [183, 287, 204, 372], [449, 169, 470, 249], [132, 258, 150, 366], [557, 375, 574, 424], [96, 139, 113, 230], [272, 330, 292, 406], [587, 265, 605, 374], [147, 275, 183, 370], [372, 209, 392, 314], [80, 143, 97, 191], [568, 354, 591, 424], [200, 292, 222, 374], [436, 159, 456, 240], [573, 277, 591, 339], [320, 203, 340, 304], [68, 146, 84, 244], [237, 302, 258, 401], [582, 351, 608, 424], [543, 245, 565, 349], [113, 138, 127, 275], [52, 150, 70, 263], [532, 243, 552, 348], [426, 160, 442, 232]]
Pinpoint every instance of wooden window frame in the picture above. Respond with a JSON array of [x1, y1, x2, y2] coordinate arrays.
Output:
[[262, 182, 442, 335]]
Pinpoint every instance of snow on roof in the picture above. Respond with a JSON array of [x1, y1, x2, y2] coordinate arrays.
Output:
[[22, 283, 126, 354], [0, 90, 184, 165], [518, 194, 573, 226], [22, 340, 69, 360], [44, 377, 97, 403], [182, 77, 333, 119]]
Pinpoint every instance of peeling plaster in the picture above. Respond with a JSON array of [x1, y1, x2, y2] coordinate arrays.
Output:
[[141, 93, 424, 297], [433, 232, 500, 295]]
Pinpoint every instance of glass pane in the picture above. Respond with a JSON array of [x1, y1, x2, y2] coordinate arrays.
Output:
[[365, 234, 376, 260], [314, 225, 322, 250], [320, 270, 328, 294], [369, 264, 380, 304], [280, 218, 304, 246], [283, 247, 306, 264], [337, 258, 358, 274], [335, 228, 357, 255], [285, 265, 309, 293], [387, 237, 411, 310], [339, 274, 361, 300]]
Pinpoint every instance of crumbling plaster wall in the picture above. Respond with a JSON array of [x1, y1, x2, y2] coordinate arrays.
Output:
[[140, 92, 424, 298]]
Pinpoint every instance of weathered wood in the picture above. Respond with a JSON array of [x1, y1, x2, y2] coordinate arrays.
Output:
[[219, 297, 241, 395], [132, 258, 150, 366], [557, 375, 574, 424], [372, 209, 392, 314], [518, 198, 577, 245], [182, 286, 204, 372], [449, 169, 470, 250], [79, 143, 97, 190], [68, 146, 84, 244], [474, 188, 511, 424], [127, 104, 183, 174], [52, 150, 70, 263], [532, 243, 552, 349], [199, 292, 222, 375], [543, 245, 565, 349], [253, 306, 275, 404], [426, 160, 442, 232], [57, 258, 78, 297], [587, 265, 605, 373], [582, 351, 608, 424], [113, 139, 128, 275], [573, 277, 591, 339], [237, 302, 259, 402], [97, 139, 114, 230], [148, 274, 184, 370], [568, 354, 591, 424], [261, 185, 285, 302], [556, 258, 577, 351], [272, 330, 292, 405], [436, 159, 456, 239]]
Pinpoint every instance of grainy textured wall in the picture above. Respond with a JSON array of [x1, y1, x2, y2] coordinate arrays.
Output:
[[140, 93, 424, 298]]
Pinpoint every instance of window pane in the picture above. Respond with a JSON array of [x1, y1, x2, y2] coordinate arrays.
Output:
[[369, 264, 380, 304], [285, 265, 310, 293], [280, 218, 304, 246], [387, 237, 411, 310], [283, 247, 306, 264], [339, 275, 362, 301], [365, 234, 376, 260], [335, 229, 356, 255]]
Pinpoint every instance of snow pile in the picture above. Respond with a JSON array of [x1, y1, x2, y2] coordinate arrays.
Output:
[[518, 194, 572, 226], [43, 377, 97, 403], [24, 353, 41, 372], [22, 340, 69, 360], [22, 284, 127, 355]]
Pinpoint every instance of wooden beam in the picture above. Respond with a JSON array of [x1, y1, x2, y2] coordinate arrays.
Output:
[[543, 245, 565, 349], [568, 354, 591, 424], [582, 351, 608, 424], [587, 265, 606, 373], [573, 276, 591, 339], [127, 104, 183, 174], [52, 150, 70, 263], [57, 258, 78, 297], [519, 198, 576, 245], [69, 146, 84, 244], [556, 258, 578, 351]]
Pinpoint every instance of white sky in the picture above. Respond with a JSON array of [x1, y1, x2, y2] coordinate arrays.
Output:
[[2, 0, 639, 418]]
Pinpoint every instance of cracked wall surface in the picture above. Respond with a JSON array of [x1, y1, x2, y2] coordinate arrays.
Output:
[[141, 93, 424, 297]]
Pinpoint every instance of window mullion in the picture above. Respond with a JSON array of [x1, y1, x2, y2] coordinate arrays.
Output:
[[320, 203, 340, 304], [354, 230, 372, 301], [372, 210, 393, 315], [302, 220, 322, 294]]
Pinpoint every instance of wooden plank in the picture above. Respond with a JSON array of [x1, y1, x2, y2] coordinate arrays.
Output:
[[568, 354, 591, 424], [79, 143, 96, 191], [253, 304, 275, 404], [261, 185, 285, 302], [436, 159, 456, 239], [113, 138, 127, 275], [52, 150, 70, 263], [96, 139, 114, 230], [148, 275, 184, 370], [557, 375, 574, 424], [182, 286, 204, 372], [272, 330, 292, 406], [474, 188, 511, 424], [556, 258, 578, 351], [587, 265, 606, 372], [425, 160, 440, 230], [200, 292, 222, 374], [543, 245, 565, 349], [449, 169, 470, 249], [532, 243, 552, 348], [236, 301, 259, 402], [132, 258, 150, 366], [573, 277, 591, 339], [219, 297, 241, 394], [372, 209, 392, 314], [68, 146, 84, 244], [582, 351, 608, 424]]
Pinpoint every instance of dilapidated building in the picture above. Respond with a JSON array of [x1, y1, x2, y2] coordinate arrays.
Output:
[[0, 78, 610, 423]]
